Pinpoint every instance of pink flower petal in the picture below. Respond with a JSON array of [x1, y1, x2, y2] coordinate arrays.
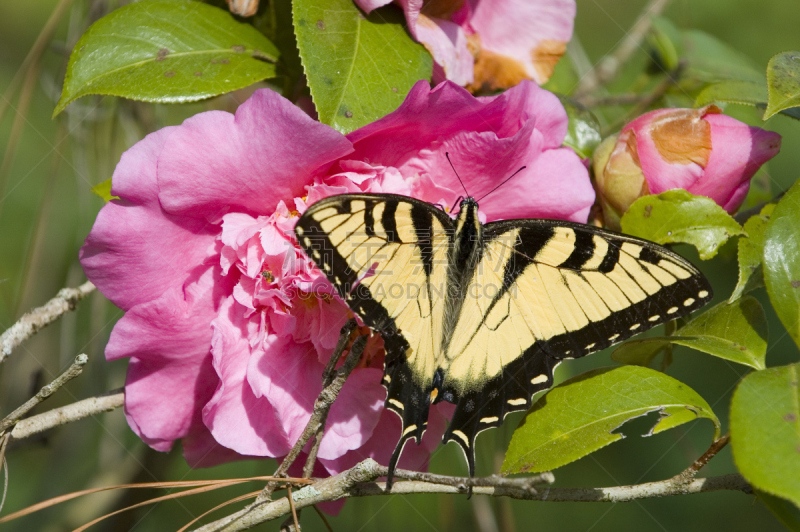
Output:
[[353, 0, 393, 11], [412, 14, 474, 85], [247, 335, 385, 461], [691, 113, 781, 211], [347, 81, 569, 167], [80, 128, 218, 311], [157, 89, 353, 221], [471, 0, 575, 84], [182, 428, 255, 468], [203, 297, 292, 457], [481, 146, 595, 222], [109, 264, 226, 450], [320, 402, 453, 474]]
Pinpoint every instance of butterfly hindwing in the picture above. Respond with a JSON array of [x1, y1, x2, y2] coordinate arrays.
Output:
[[296, 194, 713, 484]]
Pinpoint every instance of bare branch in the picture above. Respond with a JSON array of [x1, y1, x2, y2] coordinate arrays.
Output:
[[573, 0, 670, 98], [302, 319, 358, 479], [259, 322, 364, 501], [9, 389, 124, 441], [0, 354, 89, 433], [671, 434, 731, 485], [0, 281, 95, 363], [192, 458, 751, 531]]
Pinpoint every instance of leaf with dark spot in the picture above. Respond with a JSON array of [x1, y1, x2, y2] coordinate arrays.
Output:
[[54, 0, 279, 115]]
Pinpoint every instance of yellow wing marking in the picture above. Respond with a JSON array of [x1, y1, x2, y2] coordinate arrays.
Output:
[[533, 227, 576, 266], [582, 235, 609, 269]]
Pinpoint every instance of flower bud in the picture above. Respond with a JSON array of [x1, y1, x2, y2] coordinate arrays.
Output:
[[593, 106, 781, 230]]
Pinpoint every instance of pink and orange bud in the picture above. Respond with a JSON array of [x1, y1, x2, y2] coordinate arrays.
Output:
[[593, 106, 781, 230]]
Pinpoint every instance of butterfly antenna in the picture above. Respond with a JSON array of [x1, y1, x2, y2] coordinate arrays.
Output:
[[476, 165, 527, 203], [445, 152, 470, 198]]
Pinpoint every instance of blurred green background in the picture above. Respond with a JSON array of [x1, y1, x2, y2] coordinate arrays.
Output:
[[1, 0, 798, 530]]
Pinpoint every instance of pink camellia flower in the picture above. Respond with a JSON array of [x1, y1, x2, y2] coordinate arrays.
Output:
[[592, 105, 781, 229], [80, 80, 592, 495], [355, 0, 576, 89]]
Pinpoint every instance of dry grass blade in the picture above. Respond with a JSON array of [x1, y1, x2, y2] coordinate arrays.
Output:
[[0, 476, 311, 524], [176, 490, 261, 532]]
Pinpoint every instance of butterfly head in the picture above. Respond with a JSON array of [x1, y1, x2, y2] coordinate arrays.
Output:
[[454, 197, 482, 239]]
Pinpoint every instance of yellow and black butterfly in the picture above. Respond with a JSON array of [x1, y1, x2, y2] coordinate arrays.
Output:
[[295, 191, 712, 486]]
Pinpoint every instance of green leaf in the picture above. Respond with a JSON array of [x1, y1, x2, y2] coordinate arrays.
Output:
[[730, 204, 776, 302], [695, 80, 768, 108], [731, 363, 800, 508], [757, 490, 800, 531], [648, 18, 761, 84], [90, 178, 117, 202], [647, 17, 683, 72], [673, 296, 768, 370], [54, 0, 279, 116], [294, 0, 432, 134], [680, 29, 763, 84], [764, 52, 800, 120], [763, 180, 800, 349], [558, 96, 601, 160], [621, 190, 745, 260], [502, 366, 720, 474], [611, 297, 768, 371]]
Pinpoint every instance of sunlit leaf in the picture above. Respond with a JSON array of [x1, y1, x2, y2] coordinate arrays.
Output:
[[763, 180, 800, 348], [764, 51, 800, 120], [503, 366, 720, 474], [731, 363, 800, 507], [294, 0, 432, 133], [54, 0, 279, 116], [673, 296, 767, 370], [621, 190, 744, 260], [91, 178, 117, 202], [730, 204, 776, 302]]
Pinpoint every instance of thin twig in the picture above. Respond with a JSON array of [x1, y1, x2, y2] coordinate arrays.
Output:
[[9, 389, 124, 441], [0, 434, 8, 513], [259, 324, 365, 502], [671, 434, 731, 485], [321, 319, 357, 387], [0, 281, 96, 363], [301, 320, 357, 480], [191, 458, 752, 532], [0, 354, 89, 434], [287, 486, 300, 531], [573, 0, 671, 98], [390, 468, 554, 491]]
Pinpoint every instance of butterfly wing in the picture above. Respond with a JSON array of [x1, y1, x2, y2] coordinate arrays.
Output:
[[436, 219, 713, 473], [295, 194, 453, 450]]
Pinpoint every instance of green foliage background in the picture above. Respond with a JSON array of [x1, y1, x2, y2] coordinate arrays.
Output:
[[0, 0, 798, 530]]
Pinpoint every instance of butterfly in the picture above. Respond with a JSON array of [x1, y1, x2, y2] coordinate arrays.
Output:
[[294, 191, 712, 487]]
